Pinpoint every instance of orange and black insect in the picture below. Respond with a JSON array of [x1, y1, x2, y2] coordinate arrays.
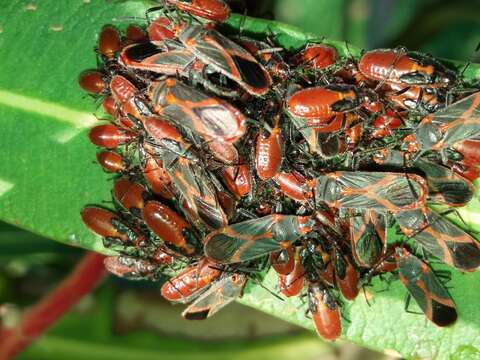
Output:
[[161, 259, 223, 303], [96, 150, 128, 173], [393, 208, 480, 272], [372, 149, 475, 207], [164, 0, 231, 22], [204, 214, 315, 264], [81, 206, 142, 248], [148, 78, 246, 143], [291, 43, 338, 70], [270, 245, 295, 276], [97, 25, 122, 63], [109, 75, 152, 121], [274, 171, 314, 202], [221, 158, 253, 198], [112, 178, 149, 217], [307, 282, 342, 341], [179, 24, 272, 96], [314, 171, 428, 212], [358, 48, 456, 87], [182, 273, 246, 320], [278, 247, 305, 297], [287, 84, 377, 119], [395, 247, 457, 327], [143, 200, 200, 256], [78, 70, 108, 95], [404, 92, 480, 155], [255, 123, 283, 180], [349, 209, 387, 268], [88, 123, 136, 149], [332, 247, 359, 300]]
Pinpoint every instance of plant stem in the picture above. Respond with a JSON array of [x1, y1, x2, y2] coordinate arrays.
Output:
[[0, 252, 107, 360]]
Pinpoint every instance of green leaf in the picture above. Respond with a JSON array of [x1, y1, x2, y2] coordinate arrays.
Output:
[[1, 1, 480, 358]]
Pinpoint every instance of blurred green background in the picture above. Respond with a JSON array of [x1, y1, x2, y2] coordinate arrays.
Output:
[[1, 0, 479, 359]]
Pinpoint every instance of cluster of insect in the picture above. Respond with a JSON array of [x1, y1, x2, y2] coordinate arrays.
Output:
[[79, 0, 480, 340]]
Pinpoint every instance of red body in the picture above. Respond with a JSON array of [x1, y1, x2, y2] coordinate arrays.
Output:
[[270, 246, 295, 275], [288, 86, 361, 118], [292, 44, 338, 69], [308, 283, 342, 341], [96, 150, 126, 173], [98, 25, 121, 60], [143, 201, 196, 255], [88, 124, 135, 149], [222, 159, 252, 198], [160, 259, 222, 303], [125, 24, 148, 43], [255, 127, 283, 180], [102, 96, 117, 117], [167, 0, 230, 22], [334, 250, 359, 300], [278, 248, 305, 297], [274, 172, 313, 202], [78, 70, 106, 94], [141, 154, 175, 200], [113, 179, 148, 213], [81, 207, 129, 242], [372, 110, 403, 138]]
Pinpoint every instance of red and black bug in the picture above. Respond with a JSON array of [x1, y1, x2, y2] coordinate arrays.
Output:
[[394, 208, 480, 272], [307, 282, 342, 341], [182, 273, 246, 320], [270, 245, 295, 276], [96, 150, 128, 173], [371, 110, 403, 139], [332, 247, 359, 300], [97, 25, 122, 62], [274, 171, 314, 203], [221, 158, 253, 198], [161, 258, 223, 303], [291, 43, 338, 70], [110, 75, 151, 121], [148, 77, 247, 143], [255, 124, 283, 180], [349, 209, 387, 268], [314, 171, 428, 212], [164, 0, 231, 22], [79, 70, 108, 95], [88, 124, 136, 149], [179, 24, 272, 96], [143, 200, 200, 256], [278, 247, 305, 297], [125, 24, 148, 44], [358, 48, 456, 87], [287, 84, 378, 119], [204, 214, 315, 264], [395, 247, 457, 327], [113, 178, 149, 217], [140, 148, 175, 200], [81, 206, 141, 247]]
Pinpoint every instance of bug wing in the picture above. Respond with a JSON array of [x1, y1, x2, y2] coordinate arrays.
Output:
[[161, 151, 227, 229], [414, 158, 474, 206], [350, 209, 387, 267], [316, 172, 427, 211], [394, 208, 480, 271], [204, 215, 311, 263], [417, 92, 480, 149], [180, 25, 271, 96], [182, 274, 246, 320], [396, 248, 457, 326]]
